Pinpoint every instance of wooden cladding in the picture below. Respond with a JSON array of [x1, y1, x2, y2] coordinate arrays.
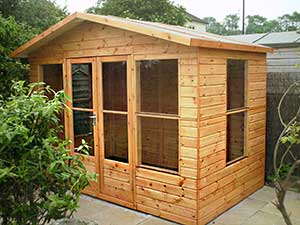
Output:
[[198, 49, 266, 225], [29, 22, 266, 225]]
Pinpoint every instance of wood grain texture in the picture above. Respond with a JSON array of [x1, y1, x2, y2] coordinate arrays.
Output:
[[27, 21, 267, 225], [197, 48, 266, 225]]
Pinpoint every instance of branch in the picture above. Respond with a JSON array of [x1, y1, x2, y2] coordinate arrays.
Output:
[[283, 159, 300, 188], [279, 143, 293, 170], [273, 118, 297, 172], [277, 81, 300, 127]]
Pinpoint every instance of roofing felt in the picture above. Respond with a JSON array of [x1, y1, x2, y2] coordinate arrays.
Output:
[[10, 12, 272, 58], [228, 31, 300, 46]]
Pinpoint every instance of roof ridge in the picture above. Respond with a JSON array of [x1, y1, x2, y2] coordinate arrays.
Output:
[[111, 14, 263, 46], [253, 32, 270, 43]]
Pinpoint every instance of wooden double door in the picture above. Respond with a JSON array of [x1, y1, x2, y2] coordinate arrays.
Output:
[[66, 56, 135, 206]]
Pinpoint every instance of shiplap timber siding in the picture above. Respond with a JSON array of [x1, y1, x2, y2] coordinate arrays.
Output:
[[11, 13, 269, 225], [229, 32, 300, 179]]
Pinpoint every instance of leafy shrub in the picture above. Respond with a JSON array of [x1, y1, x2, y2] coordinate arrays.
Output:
[[0, 82, 95, 225], [0, 16, 37, 99]]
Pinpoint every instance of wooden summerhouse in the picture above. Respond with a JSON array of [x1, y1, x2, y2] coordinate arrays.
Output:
[[11, 13, 272, 225]]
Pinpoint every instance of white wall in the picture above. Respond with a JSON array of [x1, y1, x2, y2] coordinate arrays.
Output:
[[185, 21, 206, 32]]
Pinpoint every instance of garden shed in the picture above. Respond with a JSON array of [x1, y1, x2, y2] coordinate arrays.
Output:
[[11, 12, 272, 225], [230, 31, 300, 178]]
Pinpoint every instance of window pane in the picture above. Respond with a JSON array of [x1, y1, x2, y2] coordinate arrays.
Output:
[[138, 59, 178, 114], [103, 61, 127, 111], [104, 114, 128, 162], [73, 111, 94, 156], [43, 64, 63, 93], [72, 63, 93, 109], [227, 59, 246, 110], [42, 64, 64, 139], [139, 117, 178, 171], [227, 112, 245, 162]]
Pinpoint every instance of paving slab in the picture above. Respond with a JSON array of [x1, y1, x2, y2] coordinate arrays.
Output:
[[138, 217, 177, 225], [241, 210, 281, 225], [248, 185, 276, 202], [74, 186, 300, 225]]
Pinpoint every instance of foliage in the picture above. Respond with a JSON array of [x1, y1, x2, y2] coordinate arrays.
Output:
[[203, 17, 226, 35], [278, 12, 300, 32], [223, 14, 241, 35], [87, 0, 187, 26], [203, 14, 241, 35], [0, 0, 68, 32], [0, 0, 67, 99], [203, 11, 300, 35], [0, 81, 95, 225], [246, 15, 281, 34], [0, 15, 37, 99]]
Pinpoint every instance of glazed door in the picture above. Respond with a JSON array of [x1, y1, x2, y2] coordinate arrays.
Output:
[[66, 58, 100, 195], [98, 56, 134, 205]]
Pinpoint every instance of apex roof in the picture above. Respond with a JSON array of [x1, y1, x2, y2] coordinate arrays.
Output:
[[11, 12, 272, 58]]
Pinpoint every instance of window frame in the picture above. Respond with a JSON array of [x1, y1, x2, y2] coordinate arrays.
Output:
[[99, 56, 131, 164], [134, 58, 180, 174], [225, 59, 249, 165], [66, 57, 98, 160]]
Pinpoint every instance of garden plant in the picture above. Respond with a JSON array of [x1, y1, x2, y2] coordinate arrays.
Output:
[[272, 80, 300, 225], [0, 81, 95, 225]]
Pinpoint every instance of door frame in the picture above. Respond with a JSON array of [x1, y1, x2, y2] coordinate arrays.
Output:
[[98, 55, 135, 205], [65, 55, 135, 205], [65, 57, 100, 195]]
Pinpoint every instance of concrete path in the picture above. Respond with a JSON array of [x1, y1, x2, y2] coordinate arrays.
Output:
[[74, 186, 300, 225]]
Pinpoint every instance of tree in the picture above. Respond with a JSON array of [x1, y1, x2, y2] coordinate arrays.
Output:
[[0, 0, 68, 32], [203, 17, 226, 35], [0, 0, 20, 18], [246, 15, 282, 34], [0, 16, 36, 99], [0, 81, 94, 224], [279, 11, 300, 31], [0, 0, 68, 98], [246, 15, 268, 34], [264, 19, 282, 33], [223, 14, 241, 35], [87, 0, 187, 26]]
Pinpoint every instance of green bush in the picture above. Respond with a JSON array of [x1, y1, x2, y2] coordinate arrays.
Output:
[[0, 81, 95, 225], [0, 16, 37, 99]]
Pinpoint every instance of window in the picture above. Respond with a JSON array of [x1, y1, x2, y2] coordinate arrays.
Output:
[[41, 64, 64, 139], [226, 59, 247, 163], [72, 63, 93, 109], [102, 61, 128, 163], [71, 62, 94, 156], [42, 64, 63, 94], [136, 59, 179, 172]]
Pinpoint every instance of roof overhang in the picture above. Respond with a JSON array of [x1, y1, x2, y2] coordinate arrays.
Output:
[[10, 12, 273, 58]]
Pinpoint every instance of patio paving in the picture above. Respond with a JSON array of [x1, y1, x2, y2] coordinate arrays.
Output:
[[74, 186, 300, 225]]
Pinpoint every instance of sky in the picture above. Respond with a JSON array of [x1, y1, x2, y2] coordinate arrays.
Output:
[[56, 0, 300, 22]]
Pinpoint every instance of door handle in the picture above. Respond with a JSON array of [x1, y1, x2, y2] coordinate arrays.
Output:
[[89, 113, 97, 126]]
